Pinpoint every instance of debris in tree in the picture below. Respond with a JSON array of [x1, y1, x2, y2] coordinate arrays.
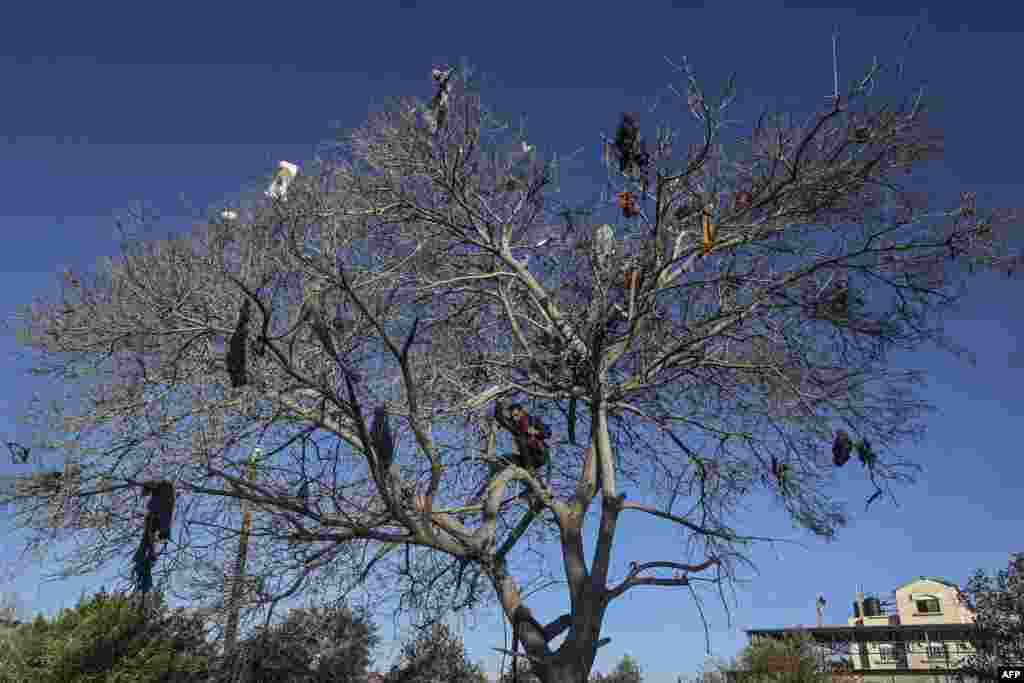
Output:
[[494, 402, 551, 471], [613, 114, 650, 182], [618, 191, 640, 218], [856, 439, 876, 467], [702, 204, 717, 255], [614, 114, 641, 174], [131, 534, 156, 595], [771, 455, 790, 494], [226, 299, 251, 388], [370, 406, 395, 480], [144, 481, 175, 541], [427, 67, 454, 135], [832, 430, 852, 467], [133, 480, 175, 596], [857, 439, 885, 511], [621, 266, 642, 292], [265, 161, 298, 200]]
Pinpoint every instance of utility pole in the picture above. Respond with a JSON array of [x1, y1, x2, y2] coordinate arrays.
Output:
[[223, 447, 262, 669]]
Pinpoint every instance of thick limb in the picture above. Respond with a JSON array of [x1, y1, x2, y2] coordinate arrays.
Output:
[[512, 604, 547, 683]]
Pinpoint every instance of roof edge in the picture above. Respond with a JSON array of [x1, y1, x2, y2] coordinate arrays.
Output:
[[894, 576, 959, 591]]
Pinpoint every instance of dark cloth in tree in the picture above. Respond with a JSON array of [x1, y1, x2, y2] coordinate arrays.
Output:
[[370, 406, 395, 475], [133, 481, 174, 596], [131, 535, 156, 595], [226, 299, 251, 388], [614, 114, 641, 175], [832, 430, 852, 467], [145, 481, 175, 541]]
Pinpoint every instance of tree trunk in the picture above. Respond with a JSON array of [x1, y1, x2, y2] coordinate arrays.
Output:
[[538, 659, 588, 683]]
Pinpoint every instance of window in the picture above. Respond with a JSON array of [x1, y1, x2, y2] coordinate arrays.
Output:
[[877, 643, 907, 666], [916, 597, 941, 614]]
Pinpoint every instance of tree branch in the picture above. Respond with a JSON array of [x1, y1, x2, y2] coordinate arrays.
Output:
[[606, 557, 720, 601]]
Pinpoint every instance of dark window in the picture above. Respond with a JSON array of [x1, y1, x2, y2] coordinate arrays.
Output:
[[916, 598, 941, 614], [878, 643, 907, 665]]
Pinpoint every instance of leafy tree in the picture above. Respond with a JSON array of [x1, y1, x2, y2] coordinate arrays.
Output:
[[0, 613, 52, 683], [386, 622, 487, 683], [591, 654, 643, 683], [0, 588, 214, 683], [3, 46, 1021, 683], [956, 552, 1024, 681], [730, 632, 833, 683], [673, 661, 730, 683], [684, 632, 838, 683], [226, 602, 379, 683]]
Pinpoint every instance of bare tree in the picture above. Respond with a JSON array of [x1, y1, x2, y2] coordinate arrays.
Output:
[[2, 49, 1019, 683]]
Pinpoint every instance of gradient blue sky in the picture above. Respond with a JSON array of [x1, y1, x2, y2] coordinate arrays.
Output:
[[1, 2, 1022, 682]]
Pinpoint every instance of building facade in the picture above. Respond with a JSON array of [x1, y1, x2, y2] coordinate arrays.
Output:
[[744, 577, 979, 683]]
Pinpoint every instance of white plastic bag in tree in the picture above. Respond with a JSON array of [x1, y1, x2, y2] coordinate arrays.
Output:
[[265, 160, 299, 200]]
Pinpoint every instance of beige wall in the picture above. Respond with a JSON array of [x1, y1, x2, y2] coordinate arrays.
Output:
[[895, 580, 974, 626]]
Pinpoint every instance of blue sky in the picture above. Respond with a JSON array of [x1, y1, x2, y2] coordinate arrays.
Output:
[[0, 2, 1022, 682]]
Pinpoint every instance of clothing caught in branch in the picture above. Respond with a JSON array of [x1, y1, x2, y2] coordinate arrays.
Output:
[[132, 480, 174, 595], [226, 299, 251, 388]]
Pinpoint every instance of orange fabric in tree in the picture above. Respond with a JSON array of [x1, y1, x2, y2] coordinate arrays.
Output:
[[618, 191, 640, 218], [702, 204, 716, 255]]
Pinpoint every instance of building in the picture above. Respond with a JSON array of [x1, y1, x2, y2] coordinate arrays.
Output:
[[742, 577, 980, 683]]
